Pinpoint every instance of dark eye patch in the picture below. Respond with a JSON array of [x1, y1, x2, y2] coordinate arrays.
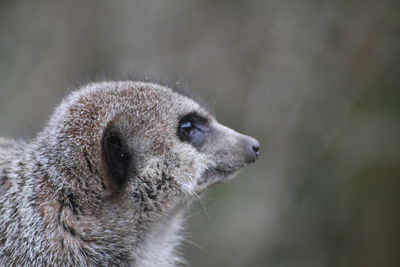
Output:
[[177, 112, 209, 148], [102, 128, 137, 189]]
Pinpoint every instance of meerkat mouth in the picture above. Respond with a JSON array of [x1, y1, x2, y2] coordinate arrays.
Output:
[[197, 167, 240, 191]]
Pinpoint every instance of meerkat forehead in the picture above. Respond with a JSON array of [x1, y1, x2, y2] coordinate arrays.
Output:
[[68, 82, 208, 124]]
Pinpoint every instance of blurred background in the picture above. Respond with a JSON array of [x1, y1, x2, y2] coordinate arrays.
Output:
[[0, 0, 399, 266]]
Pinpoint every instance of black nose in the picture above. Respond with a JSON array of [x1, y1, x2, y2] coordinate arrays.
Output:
[[252, 143, 260, 156], [244, 136, 260, 163]]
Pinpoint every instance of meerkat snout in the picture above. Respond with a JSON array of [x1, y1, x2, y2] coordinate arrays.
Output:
[[241, 135, 261, 163], [0, 81, 260, 266], [245, 136, 260, 163]]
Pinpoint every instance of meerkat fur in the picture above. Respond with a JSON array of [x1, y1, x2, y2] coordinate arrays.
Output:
[[0, 81, 260, 266]]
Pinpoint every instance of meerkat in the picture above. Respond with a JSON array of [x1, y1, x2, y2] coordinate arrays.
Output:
[[0, 81, 260, 266]]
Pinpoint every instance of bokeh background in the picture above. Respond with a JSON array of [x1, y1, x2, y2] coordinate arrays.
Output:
[[0, 0, 399, 266]]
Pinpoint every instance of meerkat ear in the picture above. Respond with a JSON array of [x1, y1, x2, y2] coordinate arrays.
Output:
[[102, 128, 137, 189]]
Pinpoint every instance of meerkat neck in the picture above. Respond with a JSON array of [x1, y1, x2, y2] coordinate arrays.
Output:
[[136, 209, 186, 267]]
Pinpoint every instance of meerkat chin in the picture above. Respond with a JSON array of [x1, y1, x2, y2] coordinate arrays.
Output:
[[0, 81, 260, 267]]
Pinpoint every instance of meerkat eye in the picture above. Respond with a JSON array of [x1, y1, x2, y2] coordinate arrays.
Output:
[[180, 121, 193, 129], [177, 113, 209, 148]]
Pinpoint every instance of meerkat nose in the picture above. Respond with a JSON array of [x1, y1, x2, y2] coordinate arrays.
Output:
[[252, 141, 260, 157], [243, 136, 260, 163]]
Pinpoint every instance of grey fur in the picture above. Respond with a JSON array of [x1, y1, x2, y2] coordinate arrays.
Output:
[[0, 81, 259, 266]]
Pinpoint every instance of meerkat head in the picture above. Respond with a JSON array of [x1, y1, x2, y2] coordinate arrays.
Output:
[[36, 81, 259, 213]]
